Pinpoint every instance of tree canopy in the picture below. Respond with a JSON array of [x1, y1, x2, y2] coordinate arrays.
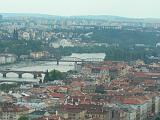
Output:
[[95, 85, 106, 94], [18, 116, 29, 120], [0, 40, 43, 57], [44, 69, 66, 82]]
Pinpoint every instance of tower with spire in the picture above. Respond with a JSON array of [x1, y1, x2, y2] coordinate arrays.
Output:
[[13, 29, 18, 40]]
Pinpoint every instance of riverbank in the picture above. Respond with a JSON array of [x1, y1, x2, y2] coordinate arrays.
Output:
[[0, 53, 105, 82]]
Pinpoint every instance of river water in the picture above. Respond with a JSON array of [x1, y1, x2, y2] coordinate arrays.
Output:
[[0, 53, 105, 83]]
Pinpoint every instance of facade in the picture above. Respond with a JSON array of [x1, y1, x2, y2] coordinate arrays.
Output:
[[86, 109, 111, 120], [60, 109, 86, 120], [30, 51, 49, 59], [0, 102, 29, 120], [0, 54, 17, 65], [82, 85, 96, 94]]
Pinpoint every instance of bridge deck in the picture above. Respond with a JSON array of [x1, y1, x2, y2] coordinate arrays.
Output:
[[0, 70, 46, 73]]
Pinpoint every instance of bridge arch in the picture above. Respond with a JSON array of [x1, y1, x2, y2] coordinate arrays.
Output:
[[21, 72, 44, 79], [21, 73, 34, 78], [6, 72, 19, 78]]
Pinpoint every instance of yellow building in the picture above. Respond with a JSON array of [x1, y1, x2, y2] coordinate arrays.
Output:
[[30, 51, 48, 59]]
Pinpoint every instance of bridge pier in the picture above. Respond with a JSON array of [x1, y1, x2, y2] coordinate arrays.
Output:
[[74, 61, 78, 66], [18, 74, 22, 78], [3, 73, 6, 78], [39, 79, 43, 83], [38, 74, 42, 77], [34, 74, 37, 79], [57, 60, 59, 65]]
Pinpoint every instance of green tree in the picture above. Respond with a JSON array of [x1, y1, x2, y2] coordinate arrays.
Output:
[[44, 69, 66, 82], [67, 70, 78, 74], [49, 69, 65, 81], [18, 116, 29, 120], [95, 85, 106, 94], [156, 117, 160, 120]]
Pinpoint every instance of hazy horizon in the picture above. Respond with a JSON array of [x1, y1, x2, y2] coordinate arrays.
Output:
[[1, 12, 160, 19], [0, 0, 160, 18]]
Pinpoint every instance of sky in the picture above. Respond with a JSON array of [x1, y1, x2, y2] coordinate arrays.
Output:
[[0, 0, 159, 18]]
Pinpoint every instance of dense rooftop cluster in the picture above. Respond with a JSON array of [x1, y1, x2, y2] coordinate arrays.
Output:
[[0, 60, 160, 120]]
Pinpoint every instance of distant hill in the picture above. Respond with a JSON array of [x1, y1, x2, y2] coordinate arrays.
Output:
[[1, 13, 160, 23], [69, 15, 160, 23], [0, 13, 54, 18], [69, 15, 127, 20]]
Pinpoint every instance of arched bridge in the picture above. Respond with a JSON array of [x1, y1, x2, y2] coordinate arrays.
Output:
[[0, 70, 46, 79]]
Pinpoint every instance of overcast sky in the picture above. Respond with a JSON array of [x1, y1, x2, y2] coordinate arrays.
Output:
[[0, 0, 159, 18]]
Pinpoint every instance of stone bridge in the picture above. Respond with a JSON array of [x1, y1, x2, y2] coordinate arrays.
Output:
[[0, 70, 46, 79]]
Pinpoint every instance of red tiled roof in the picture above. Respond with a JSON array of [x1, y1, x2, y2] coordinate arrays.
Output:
[[47, 86, 59, 90], [135, 72, 160, 78], [134, 72, 148, 77], [2, 104, 29, 112], [122, 98, 145, 105], [49, 93, 65, 98], [92, 66, 110, 71], [71, 90, 85, 96], [71, 81, 85, 87]]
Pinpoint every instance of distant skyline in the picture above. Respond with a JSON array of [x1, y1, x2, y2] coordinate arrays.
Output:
[[0, 0, 159, 18]]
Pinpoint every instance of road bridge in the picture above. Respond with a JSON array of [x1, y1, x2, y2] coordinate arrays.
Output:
[[0, 70, 46, 79]]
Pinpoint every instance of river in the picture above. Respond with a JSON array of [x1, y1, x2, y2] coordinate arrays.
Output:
[[0, 53, 105, 83]]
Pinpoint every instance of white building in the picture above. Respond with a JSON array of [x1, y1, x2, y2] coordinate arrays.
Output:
[[22, 32, 30, 40], [50, 39, 74, 48], [0, 56, 6, 64], [0, 54, 17, 65]]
